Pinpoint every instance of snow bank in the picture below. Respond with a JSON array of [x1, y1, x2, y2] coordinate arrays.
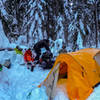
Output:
[[0, 50, 49, 100], [54, 85, 100, 100], [0, 39, 100, 100], [51, 39, 63, 57], [87, 85, 100, 100], [28, 86, 48, 100], [54, 88, 68, 100], [0, 21, 10, 48]]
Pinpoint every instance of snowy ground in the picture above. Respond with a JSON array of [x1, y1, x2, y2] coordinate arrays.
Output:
[[0, 9, 100, 99], [0, 50, 100, 100], [0, 50, 49, 100]]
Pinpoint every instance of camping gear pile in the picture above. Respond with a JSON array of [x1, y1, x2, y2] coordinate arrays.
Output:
[[23, 48, 54, 71], [0, 39, 65, 72], [3, 59, 11, 69], [39, 51, 55, 69], [39, 48, 100, 100], [0, 46, 54, 72], [14, 46, 54, 71], [0, 59, 11, 71]]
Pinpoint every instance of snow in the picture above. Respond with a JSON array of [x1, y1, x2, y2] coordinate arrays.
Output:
[[0, 6, 100, 99], [16, 35, 27, 45], [77, 32, 84, 49], [0, 37, 100, 100], [0, 49, 69, 100], [87, 85, 100, 100], [0, 20, 10, 48], [87, 0, 95, 4], [0, 1, 7, 17], [41, 0, 46, 3], [0, 24, 100, 100], [75, 13, 78, 20], [56, 16, 65, 41], [51, 39, 63, 57], [54, 88, 68, 100], [54, 91, 68, 100], [79, 19, 86, 35], [87, 25, 91, 34], [0, 50, 49, 100]]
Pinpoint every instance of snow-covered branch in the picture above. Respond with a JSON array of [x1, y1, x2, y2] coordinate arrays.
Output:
[[0, 0, 17, 25]]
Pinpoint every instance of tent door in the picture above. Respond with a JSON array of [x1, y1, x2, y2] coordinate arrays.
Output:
[[58, 62, 68, 80], [44, 63, 60, 100]]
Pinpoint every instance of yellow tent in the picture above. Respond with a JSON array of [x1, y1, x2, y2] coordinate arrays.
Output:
[[39, 48, 100, 100]]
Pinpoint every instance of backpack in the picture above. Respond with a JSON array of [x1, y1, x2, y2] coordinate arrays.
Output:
[[41, 51, 53, 62], [40, 51, 54, 69]]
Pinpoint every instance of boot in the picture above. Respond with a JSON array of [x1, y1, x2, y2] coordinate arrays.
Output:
[[31, 65, 35, 72]]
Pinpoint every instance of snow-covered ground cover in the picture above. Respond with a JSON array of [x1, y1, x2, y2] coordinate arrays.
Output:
[[0, 19, 100, 100], [87, 85, 100, 100], [0, 33, 100, 100], [0, 50, 49, 100], [0, 21, 10, 48], [0, 48, 100, 100]]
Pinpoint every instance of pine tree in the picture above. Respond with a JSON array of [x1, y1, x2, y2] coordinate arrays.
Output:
[[0, 0, 100, 51]]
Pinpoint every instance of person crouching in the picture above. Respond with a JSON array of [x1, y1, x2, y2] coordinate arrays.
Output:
[[24, 48, 35, 71]]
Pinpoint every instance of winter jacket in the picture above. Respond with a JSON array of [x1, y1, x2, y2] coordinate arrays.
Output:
[[33, 39, 50, 52], [24, 49, 34, 62]]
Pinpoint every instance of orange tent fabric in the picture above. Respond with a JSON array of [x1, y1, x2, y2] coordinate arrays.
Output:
[[39, 48, 100, 100]]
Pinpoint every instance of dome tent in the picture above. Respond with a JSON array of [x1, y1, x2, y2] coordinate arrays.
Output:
[[39, 48, 100, 100]]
